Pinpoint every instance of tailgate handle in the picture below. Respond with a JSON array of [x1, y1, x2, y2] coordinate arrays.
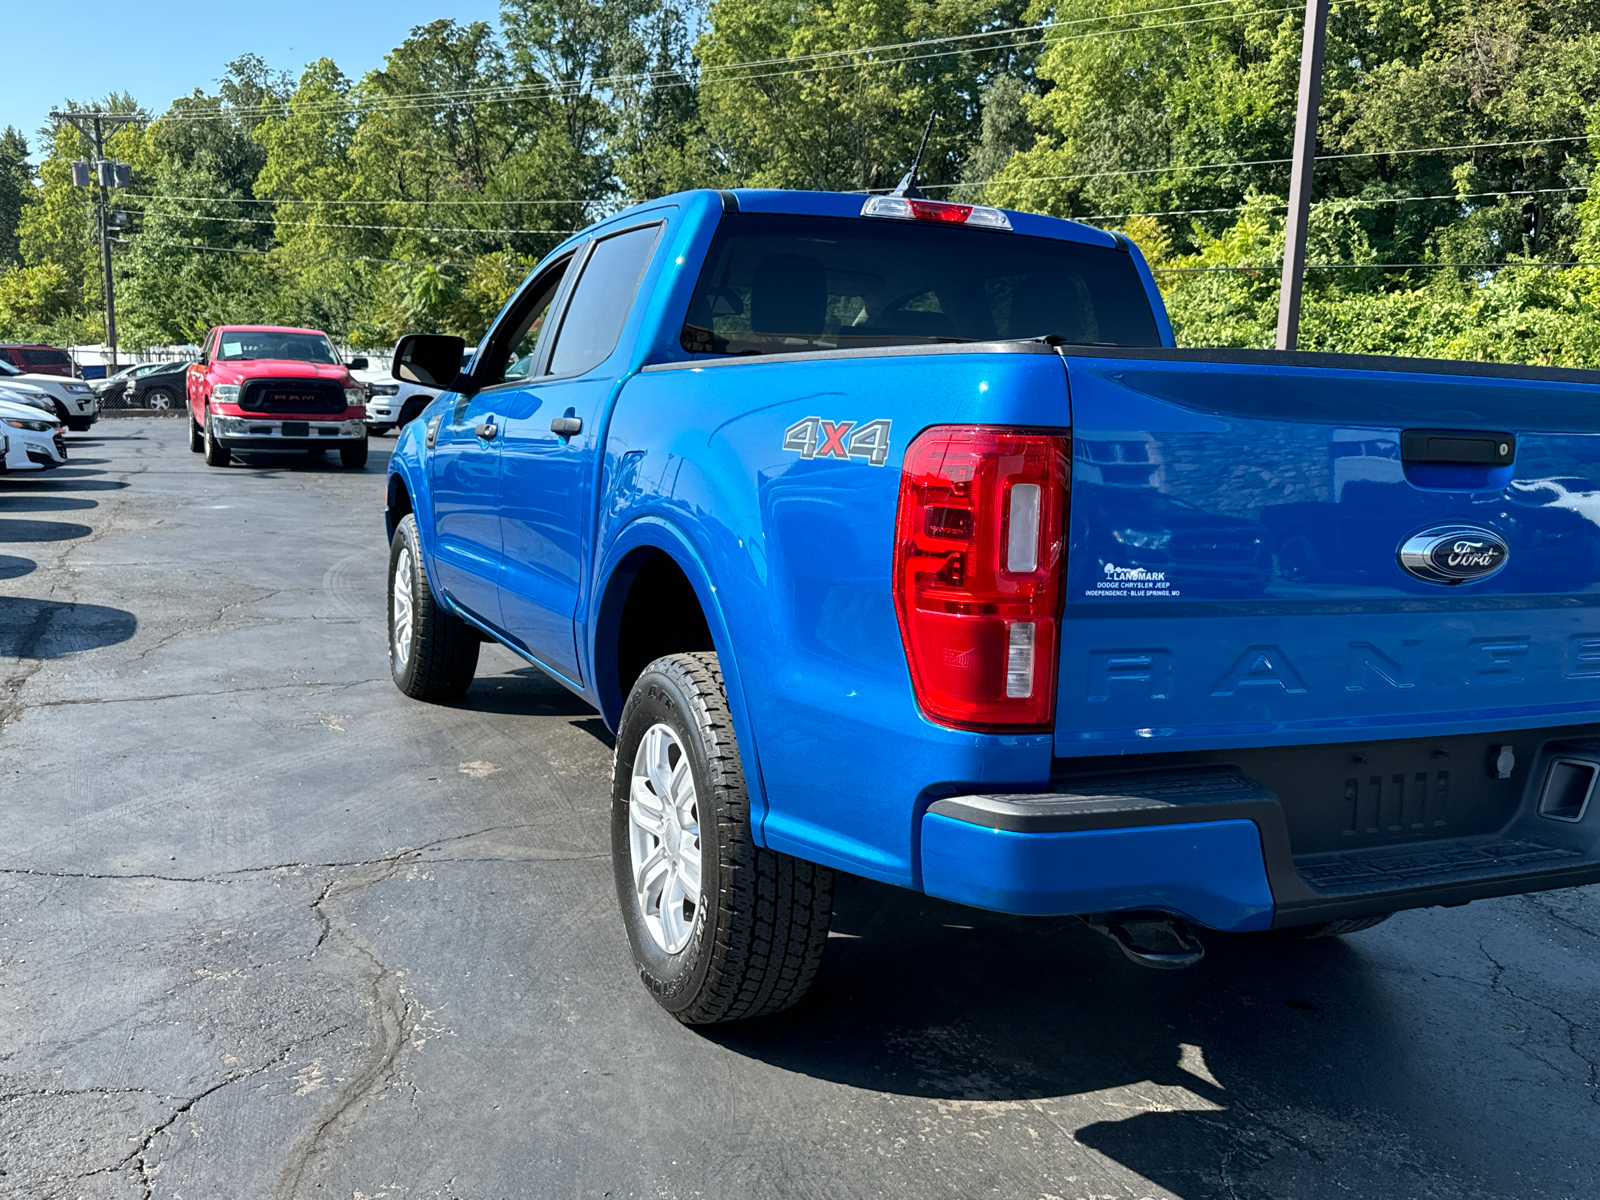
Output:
[[1401, 428, 1515, 466]]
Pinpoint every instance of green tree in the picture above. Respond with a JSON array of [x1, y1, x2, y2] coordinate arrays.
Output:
[[696, 0, 1027, 192], [116, 57, 289, 346], [17, 120, 100, 340], [0, 127, 32, 269]]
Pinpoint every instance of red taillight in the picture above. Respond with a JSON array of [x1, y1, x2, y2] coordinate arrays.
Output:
[[908, 200, 971, 223], [893, 426, 1069, 731]]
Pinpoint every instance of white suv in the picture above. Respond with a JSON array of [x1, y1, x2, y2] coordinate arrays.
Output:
[[0, 360, 97, 431]]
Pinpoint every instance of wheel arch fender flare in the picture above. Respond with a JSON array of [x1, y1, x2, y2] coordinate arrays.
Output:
[[385, 457, 447, 598], [590, 515, 770, 837]]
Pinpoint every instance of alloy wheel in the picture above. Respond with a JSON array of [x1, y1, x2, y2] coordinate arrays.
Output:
[[391, 545, 414, 669], [628, 722, 703, 954]]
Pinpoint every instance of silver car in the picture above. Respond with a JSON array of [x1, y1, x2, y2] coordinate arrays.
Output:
[[0, 360, 98, 431]]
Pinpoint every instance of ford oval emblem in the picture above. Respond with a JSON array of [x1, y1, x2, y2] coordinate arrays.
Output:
[[1397, 524, 1509, 585]]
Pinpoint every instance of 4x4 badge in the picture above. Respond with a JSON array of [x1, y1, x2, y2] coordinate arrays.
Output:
[[1398, 524, 1509, 585], [783, 417, 892, 466]]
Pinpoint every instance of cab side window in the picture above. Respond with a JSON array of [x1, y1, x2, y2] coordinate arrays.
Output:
[[546, 224, 662, 378], [481, 257, 573, 389]]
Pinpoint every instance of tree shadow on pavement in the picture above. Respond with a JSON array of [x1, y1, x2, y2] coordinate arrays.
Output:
[[0, 554, 35, 580], [0, 495, 97, 512], [0, 596, 136, 657], [0, 517, 92, 542], [1, 478, 126, 492]]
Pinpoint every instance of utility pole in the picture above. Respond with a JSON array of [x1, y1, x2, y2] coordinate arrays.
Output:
[[1275, 0, 1331, 351], [49, 110, 140, 373]]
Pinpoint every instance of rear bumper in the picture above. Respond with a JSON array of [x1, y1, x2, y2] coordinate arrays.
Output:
[[923, 808, 1276, 930], [921, 734, 1600, 929]]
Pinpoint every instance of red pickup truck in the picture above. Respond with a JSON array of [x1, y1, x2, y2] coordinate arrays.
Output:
[[186, 325, 370, 468]]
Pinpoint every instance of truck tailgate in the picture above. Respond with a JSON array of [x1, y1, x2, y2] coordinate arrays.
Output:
[[1055, 350, 1600, 757]]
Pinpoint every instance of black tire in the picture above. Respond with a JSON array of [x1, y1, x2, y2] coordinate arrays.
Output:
[[340, 441, 369, 469], [387, 513, 479, 699], [53, 401, 70, 425], [66, 419, 91, 433], [1257, 913, 1393, 940], [188, 413, 203, 453], [203, 417, 230, 467], [146, 386, 176, 411], [612, 652, 834, 1024]]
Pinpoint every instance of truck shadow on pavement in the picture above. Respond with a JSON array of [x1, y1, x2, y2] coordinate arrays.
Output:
[[0, 596, 137, 658], [702, 874, 1572, 1199], [0, 554, 34, 579], [455, 671, 617, 749]]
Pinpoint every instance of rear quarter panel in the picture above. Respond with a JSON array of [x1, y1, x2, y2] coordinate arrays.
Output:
[[601, 348, 1070, 885]]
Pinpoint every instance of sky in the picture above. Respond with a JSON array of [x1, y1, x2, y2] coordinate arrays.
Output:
[[3, 0, 503, 159]]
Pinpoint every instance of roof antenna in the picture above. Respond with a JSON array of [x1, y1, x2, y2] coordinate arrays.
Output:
[[890, 111, 938, 199]]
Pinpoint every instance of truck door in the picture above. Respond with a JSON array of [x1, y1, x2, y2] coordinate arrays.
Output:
[[427, 384, 506, 629], [495, 222, 663, 683]]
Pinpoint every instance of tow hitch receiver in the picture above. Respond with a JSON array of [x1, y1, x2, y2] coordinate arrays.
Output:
[[1082, 913, 1205, 970]]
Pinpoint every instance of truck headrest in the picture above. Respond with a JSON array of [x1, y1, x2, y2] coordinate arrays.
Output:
[[751, 254, 826, 335]]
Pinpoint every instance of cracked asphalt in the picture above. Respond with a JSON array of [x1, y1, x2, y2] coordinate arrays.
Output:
[[1, 419, 1598, 1200]]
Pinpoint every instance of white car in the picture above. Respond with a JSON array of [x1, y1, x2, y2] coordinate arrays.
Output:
[[0, 382, 61, 418], [0, 360, 98, 431], [0, 398, 67, 472], [354, 345, 475, 436]]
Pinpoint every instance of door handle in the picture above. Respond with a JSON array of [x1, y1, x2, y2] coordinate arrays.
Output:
[[475, 421, 498, 440], [550, 416, 582, 437]]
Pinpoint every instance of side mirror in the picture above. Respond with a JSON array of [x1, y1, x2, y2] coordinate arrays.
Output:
[[393, 334, 467, 388], [347, 356, 369, 371]]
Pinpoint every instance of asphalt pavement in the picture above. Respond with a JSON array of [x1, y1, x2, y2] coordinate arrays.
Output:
[[1, 419, 1597, 1200]]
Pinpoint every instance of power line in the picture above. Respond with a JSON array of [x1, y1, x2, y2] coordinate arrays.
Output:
[[122, 192, 589, 207], [135, 211, 581, 236], [942, 135, 1593, 194], [128, 173, 1600, 230], [158, 0, 1254, 119], [1152, 259, 1597, 273], [124, 131, 1587, 214], [112, 235, 528, 272], [1066, 184, 1591, 222], [157, 0, 1282, 122]]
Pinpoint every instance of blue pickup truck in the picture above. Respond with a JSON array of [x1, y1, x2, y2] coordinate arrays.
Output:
[[383, 187, 1600, 1022]]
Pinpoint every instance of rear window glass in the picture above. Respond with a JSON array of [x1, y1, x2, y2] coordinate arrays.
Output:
[[19, 348, 71, 367], [681, 213, 1160, 357]]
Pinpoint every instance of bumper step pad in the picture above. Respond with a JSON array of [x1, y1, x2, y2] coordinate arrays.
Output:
[[1297, 835, 1581, 891]]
